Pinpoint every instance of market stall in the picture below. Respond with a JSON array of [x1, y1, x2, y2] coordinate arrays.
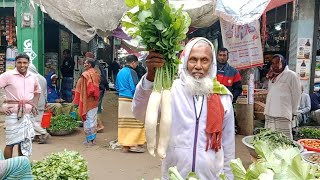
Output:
[[0, 7, 17, 75]]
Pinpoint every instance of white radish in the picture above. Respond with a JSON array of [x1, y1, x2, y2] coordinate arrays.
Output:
[[157, 89, 172, 159], [145, 91, 162, 156]]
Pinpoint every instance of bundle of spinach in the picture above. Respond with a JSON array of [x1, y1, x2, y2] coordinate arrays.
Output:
[[253, 128, 297, 149], [48, 114, 78, 132], [298, 127, 320, 139], [226, 141, 319, 180], [32, 150, 88, 180]]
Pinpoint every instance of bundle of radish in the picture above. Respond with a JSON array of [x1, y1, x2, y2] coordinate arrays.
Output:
[[122, 0, 191, 158]]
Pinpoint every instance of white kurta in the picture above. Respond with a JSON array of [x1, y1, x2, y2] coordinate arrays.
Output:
[[132, 76, 235, 180], [264, 66, 301, 120]]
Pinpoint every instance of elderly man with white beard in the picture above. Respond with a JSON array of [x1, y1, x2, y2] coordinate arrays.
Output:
[[132, 37, 235, 180]]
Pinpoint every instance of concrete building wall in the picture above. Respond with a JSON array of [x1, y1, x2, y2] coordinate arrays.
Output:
[[289, 0, 316, 93]]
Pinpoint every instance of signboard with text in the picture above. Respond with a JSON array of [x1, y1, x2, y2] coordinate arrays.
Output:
[[220, 19, 263, 70]]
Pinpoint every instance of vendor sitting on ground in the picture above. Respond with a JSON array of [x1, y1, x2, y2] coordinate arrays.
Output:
[[46, 72, 74, 116]]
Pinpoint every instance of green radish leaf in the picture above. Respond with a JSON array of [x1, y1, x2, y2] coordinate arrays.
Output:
[[149, 37, 158, 42], [135, 0, 142, 6], [230, 158, 246, 180], [125, 0, 136, 8], [138, 10, 152, 22], [154, 20, 165, 30]]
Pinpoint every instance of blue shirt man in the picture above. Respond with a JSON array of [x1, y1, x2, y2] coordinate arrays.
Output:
[[310, 91, 320, 111], [115, 55, 139, 99]]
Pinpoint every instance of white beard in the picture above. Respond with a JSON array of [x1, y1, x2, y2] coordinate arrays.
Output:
[[185, 72, 213, 96]]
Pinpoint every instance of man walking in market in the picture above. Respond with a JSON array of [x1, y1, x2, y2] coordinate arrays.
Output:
[[0, 53, 41, 159], [116, 55, 146, 153], [85, 52, 107, 132], [216, 48, 242, 103]]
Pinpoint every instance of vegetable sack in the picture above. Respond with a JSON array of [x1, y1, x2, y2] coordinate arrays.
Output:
[[122, 0, 191, 158]]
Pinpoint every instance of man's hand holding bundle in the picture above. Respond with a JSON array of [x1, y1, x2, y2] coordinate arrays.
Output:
[[146, 50, 165, 82]]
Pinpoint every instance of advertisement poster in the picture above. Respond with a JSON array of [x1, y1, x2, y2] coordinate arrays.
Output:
[[220, 19, 264, 69], [296, 38, 312, 80], [237, 85, 249, 104], [5, 58, 15, 71]]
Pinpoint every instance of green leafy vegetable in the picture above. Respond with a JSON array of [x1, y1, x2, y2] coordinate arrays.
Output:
[[228, 141, 319, 180], [253, 128, 297, 149], [48, 114, 78, 132], [186, 172, 200, 180], [32, 150, 88, 180], [122, 0, 191, 91], [298, 127, 320, 139], [169, 167, 184, 180], [230, 158, 246, 180], [168, 167, 200, 180]]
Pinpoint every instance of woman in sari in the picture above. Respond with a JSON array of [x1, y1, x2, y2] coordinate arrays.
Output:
[[73, 58, 100, 145]]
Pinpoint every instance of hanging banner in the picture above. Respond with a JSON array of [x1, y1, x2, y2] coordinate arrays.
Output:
[[220, 19, 264, 70], [296, 38, 312, 80]]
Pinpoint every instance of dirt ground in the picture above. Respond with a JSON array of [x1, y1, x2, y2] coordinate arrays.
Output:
[[0, 91, 251, 180]]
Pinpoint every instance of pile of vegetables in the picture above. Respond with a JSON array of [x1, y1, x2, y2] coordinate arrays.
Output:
[[298, 127, 320, 139], [253, 128, 297, 149], [32, 150, 89, 180], [48, 114, 78, 132], [224, 141, 320, 180], [168, 167, 199, 180], [122, 0, 191, 158], [306, 153, 320, 164], [299, 139, 320, 151]]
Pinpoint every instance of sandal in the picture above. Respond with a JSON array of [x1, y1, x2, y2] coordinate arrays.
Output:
[[129, 146, 146, 153], [83, 140, 96, 147]]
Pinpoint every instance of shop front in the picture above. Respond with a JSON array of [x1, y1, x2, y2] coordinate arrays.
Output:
[[0, 3, 18, 74], [0, 0, 44, 74]]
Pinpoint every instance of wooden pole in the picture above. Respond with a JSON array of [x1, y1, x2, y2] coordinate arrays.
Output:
[[236, 68, 254, 135]]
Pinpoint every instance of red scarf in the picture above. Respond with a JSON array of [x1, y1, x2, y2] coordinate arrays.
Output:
[[206, 94, 225, 152]]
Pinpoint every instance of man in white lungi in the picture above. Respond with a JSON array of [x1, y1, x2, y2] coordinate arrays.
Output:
[[264, 54, 301, 139]]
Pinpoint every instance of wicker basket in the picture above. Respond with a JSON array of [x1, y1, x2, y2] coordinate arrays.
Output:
[[254, 101, 265, 112], [254, 90, 268, 104], [254, 111, 265, 120], [48, 129, 75, 136]]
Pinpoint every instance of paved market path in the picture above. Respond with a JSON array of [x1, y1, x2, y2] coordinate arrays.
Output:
[[0, 91, 251, 180]]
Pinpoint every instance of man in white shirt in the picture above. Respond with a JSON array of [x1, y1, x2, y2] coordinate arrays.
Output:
[[264, 54, 301, 139], [132, 37, 235, 180]]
